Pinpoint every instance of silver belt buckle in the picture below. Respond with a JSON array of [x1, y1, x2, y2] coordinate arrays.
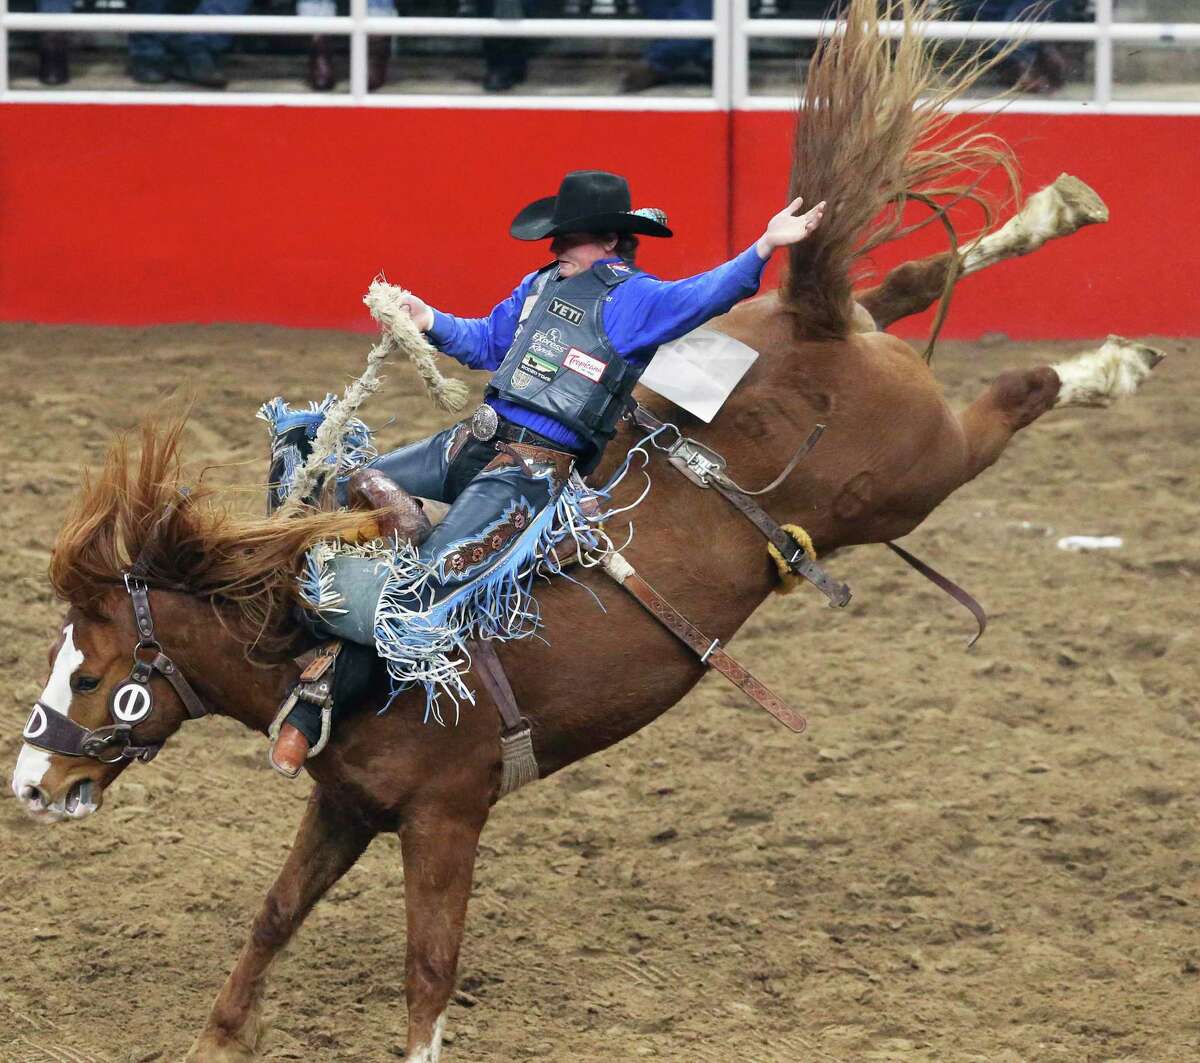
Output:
[[470, 404, 499, 443]]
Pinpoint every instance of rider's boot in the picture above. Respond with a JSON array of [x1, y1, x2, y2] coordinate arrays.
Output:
[[268, 641, 380, 777], [269, 723, 312, 778]]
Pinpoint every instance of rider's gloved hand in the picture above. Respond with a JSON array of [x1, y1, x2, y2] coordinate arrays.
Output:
[[755, 196, 827, 260]]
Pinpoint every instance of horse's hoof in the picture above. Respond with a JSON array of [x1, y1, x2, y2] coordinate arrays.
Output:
[[1051, 173, 1109, 228], [184, 1030, 260, 1063]]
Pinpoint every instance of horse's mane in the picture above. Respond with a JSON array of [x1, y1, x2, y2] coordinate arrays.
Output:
[[48, 414, 381, 656], [784, 0, 1022, 339]]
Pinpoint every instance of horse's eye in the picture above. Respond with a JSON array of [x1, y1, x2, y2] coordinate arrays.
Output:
[[71, 675, 101, 694]]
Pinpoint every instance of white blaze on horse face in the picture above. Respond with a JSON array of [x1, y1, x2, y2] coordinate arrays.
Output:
[[1052, 336, 1164, 409], [961, 174, 1108, 277], [406, 1011, 447, 1063], [10, 624, 83, 813]]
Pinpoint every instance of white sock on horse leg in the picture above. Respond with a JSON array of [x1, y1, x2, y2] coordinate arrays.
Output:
[[406, 1010, 447, 1063], [961, 174, 1109, 277], [1052, 335, 1164, 408]]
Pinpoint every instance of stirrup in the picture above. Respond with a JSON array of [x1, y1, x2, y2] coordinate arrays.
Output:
[[267, 642, 341, 776]]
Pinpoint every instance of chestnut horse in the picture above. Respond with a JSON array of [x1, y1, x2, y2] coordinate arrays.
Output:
[[9, 2, 1162, 1060]]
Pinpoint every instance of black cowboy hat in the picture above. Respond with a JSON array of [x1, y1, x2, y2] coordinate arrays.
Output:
[[510, 170, 673, 241]]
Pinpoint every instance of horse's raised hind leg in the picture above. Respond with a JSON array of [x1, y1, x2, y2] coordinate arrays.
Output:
[[399, 800, 488, 1062], [186, 787, 376, 1062], [856, 174, 1109, 331], [957, 336, 1163, 483]]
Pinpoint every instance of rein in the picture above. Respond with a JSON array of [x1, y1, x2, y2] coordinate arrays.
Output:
[[21, 575, 211, 764]]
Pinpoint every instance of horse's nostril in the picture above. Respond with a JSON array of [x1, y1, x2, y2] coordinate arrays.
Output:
[[21, 784, 46, 806]]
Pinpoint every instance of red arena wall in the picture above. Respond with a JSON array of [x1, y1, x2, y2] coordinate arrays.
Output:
[[0, 104, 1194, 339]]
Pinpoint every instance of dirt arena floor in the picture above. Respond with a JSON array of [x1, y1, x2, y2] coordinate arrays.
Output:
[[0, 324, 1196, 1063]]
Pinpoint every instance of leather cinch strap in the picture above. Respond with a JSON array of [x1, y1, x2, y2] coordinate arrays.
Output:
[[601, 553, 807, 734], [885, 541, 987, 647], [628, 404, 851, 608]]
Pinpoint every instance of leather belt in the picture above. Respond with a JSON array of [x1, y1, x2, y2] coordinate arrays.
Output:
[[470, 404, 580, 454]]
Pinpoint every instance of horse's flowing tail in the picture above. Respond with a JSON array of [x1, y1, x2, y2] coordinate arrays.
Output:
[[784, 0, 1021, 340]]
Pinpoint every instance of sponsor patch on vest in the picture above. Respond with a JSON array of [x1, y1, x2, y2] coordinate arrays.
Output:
[[518, 350, 557, 385], [548, 297, 585, 327], [607, 263, 633, 277], [563, 348, 607, 383], [529, 328, 568, 362]]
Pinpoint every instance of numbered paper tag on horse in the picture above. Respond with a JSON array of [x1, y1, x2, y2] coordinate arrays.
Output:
[[639, 327, 760, 424]]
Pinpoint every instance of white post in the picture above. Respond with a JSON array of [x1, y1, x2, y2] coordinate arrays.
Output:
[[1, 0, 9, 97], [1094, 0, 1114, 106], [712, 0, 732, 108], [730, 0, 749, 108], [350, 0, 368, 102]]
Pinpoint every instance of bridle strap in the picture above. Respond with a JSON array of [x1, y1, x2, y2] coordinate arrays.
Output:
[[21, 578, 210, 764], [127, 581, 209, 721], [146, 649, 210, 720], [25, 701, 163, 763]]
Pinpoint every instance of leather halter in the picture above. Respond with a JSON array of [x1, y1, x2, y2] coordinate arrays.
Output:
[[21, 576, 210, 764]]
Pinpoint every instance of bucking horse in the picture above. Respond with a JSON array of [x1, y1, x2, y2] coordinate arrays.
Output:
[[9, 2, 1162, 1059]]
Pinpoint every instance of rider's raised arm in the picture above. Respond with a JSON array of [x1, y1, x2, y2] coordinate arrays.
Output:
[[609, 244, 769, 355], [426, 272, 540, 371], [610, 195, 825, 356]]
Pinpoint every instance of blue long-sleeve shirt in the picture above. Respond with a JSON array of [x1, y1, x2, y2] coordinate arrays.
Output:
[[428, 243, 768, 448]]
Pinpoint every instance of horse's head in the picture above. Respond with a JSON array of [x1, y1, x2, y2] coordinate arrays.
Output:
[[11, 414, 384, 822], [11, 586, 200, 822]]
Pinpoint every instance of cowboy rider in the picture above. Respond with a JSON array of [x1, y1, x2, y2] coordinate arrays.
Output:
[[269, 169, 824, 775]]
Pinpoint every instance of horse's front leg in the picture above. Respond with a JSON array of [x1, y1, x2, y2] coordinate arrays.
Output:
[[399, 799, 488, 1062], [856, 174, 1108, 330], [186, 786, 376, 1062]]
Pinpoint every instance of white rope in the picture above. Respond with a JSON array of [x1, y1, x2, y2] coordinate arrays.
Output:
[[363, 278, 470, 415], [277, 276, 469, 516]]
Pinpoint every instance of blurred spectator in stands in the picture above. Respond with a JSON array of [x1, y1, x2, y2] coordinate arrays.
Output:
[[477, 0, 541, 94], [620, 0, 711, 94], [127, 0, 252, 88], [36, 0, 72, 86], [303, 1, 397, 92], [958, 0, 1070, 93]]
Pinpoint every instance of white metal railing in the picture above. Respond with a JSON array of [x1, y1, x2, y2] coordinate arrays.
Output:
[[1, 1, 1198, 113]]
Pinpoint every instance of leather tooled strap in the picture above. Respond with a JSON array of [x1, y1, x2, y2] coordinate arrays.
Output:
[[601, 555, 807, 734]]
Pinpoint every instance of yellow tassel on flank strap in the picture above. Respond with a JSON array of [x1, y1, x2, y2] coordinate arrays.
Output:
[[768, 524, 816, 595]]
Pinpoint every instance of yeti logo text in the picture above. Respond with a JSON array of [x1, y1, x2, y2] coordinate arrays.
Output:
[[23, 704, 48, 741], [548, 298, 585, 327], [111, 683, 153, 724]]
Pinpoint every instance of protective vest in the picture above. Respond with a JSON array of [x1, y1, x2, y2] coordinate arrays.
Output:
[[487, 260, 655, 469]]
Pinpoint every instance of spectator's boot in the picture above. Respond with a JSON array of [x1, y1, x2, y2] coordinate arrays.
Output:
[[1035, 44, 1067, 92], [38, 33, 69, 87], [368, 38, 390, 91], [130, 54, 170, 84], [172, 45, 228, 90], [309, 35, 336, 91], [619, 61, 670, 94]]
